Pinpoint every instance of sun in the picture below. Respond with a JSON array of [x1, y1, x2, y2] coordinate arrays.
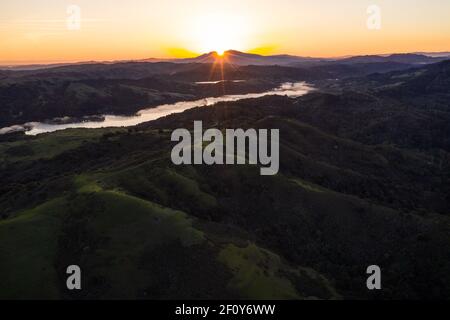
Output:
[[193, 14, 247, 54]]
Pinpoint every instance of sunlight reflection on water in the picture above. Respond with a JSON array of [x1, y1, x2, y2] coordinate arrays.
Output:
[[0, 82, 313, 136]]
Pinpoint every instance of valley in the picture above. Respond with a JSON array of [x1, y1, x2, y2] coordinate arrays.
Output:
[[0, 53, 450, 300]]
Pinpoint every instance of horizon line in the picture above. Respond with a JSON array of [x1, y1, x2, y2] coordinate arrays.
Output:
[[2, 49, 450, 66]]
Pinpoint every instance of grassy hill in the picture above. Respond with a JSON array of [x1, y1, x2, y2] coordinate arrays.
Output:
[[1, 61, 450, 299]]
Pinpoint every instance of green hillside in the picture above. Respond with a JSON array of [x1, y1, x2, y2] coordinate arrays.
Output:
[[1, 61, 450, 299]]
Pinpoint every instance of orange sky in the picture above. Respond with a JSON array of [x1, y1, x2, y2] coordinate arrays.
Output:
[[1, 0, 450, 64]]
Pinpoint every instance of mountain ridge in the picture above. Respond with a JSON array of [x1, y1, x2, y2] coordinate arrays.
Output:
[[3, 50, 450, 71]]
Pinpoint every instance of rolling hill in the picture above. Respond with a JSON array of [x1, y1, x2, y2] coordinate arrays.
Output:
[[1, 60, 450, 299]]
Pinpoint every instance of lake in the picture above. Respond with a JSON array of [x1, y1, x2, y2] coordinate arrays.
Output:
[[0, 82, 313, 136]]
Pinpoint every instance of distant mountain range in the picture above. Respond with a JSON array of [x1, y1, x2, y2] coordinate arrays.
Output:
[[2, 50, 450, 70], [336, 53, 446, 64], [141, 50, 450, 66], [141, 50, 322, 66]]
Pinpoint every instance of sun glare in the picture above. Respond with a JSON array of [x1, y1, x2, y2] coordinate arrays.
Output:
[[193, 14, 247, 54]]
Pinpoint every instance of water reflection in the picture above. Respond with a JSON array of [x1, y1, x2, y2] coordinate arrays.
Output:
[[0, 82, 313, 136]]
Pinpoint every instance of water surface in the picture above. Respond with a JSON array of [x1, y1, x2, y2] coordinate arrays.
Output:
[[0, 82, 313, 136]]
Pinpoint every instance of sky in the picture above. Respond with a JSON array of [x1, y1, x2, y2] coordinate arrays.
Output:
[[1, 0, 450, 64]]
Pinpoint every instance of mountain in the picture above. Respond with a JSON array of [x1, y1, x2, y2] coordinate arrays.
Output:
[[144, 50, 323, 66], [4, 51, 449, 72], [371, 59, 450, 95], [315, 59, 450, 152], [306, 62, 414, 79], [340, 59, 450, 101], [414, 52, 450, 58], [338, 53, 449, 64], [0, 61, 108, 71], [142, 51, 450, 66]]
